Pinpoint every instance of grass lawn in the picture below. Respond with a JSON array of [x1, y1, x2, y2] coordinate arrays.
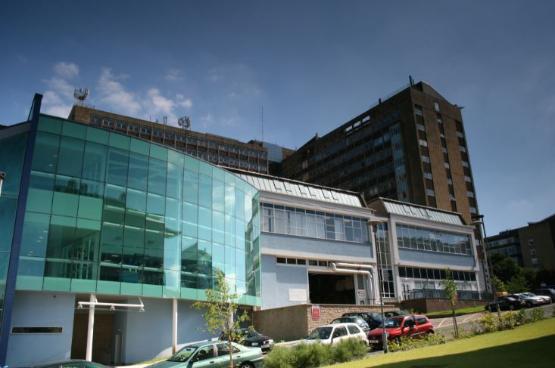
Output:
[[426, 305, 485, 318], [328, 318, 555, 368]]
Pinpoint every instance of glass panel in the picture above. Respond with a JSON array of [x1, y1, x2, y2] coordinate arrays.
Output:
[[57, 136, 84, 177], [32, 132, 59, 173], [148, 157, 167, 195], [106, 148, 129, 186], [82, 142, 107, 182]]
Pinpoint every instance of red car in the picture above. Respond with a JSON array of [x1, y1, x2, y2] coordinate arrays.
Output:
[[367, 315, 434, 348]]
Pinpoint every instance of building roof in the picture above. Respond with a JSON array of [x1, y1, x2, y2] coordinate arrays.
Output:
[[229, 169, 365, 208], [369, 197, 466, 226]]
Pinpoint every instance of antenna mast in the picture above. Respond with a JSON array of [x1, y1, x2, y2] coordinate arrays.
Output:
[[261, 104, 264, 142]]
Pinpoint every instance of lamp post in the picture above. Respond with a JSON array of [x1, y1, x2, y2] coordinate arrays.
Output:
[[472, 214, 501, 319]]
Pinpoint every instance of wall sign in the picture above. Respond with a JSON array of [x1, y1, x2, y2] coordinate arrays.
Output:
[[311, 305, 320, 321]]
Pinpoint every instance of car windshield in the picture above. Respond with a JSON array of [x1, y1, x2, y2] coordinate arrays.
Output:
[[381, 318, 402, 328], [331, 318, 351, 324], [168, 346, 198, 362], [246, 330, 263, 338], [521, 292, 535, 297], [307, 327, 333, 340]]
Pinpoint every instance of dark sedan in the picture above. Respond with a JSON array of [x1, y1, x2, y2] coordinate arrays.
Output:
[[221, 328, 275, 352], [342, 312, 384, 330], [485, 296, 525, 311]]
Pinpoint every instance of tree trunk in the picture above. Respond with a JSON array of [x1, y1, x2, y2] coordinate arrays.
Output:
[[451, 307, 459, 338]]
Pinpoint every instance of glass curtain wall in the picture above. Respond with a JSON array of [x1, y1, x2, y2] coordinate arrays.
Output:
[[374, 223, 395, 298], [0, 129, 28, 337], [16, 116, 261, 305]]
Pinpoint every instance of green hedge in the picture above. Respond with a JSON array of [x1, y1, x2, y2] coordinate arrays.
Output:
[[263, 338, 367, 368]]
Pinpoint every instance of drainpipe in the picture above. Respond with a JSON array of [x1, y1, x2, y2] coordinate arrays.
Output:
[[172, 299, 178, 354]]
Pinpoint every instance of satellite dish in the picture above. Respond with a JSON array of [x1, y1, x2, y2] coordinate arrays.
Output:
[[178, 116, 191, 130], [74, 88, 89, 103]]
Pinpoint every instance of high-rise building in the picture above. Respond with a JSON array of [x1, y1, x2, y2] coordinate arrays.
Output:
[[281, 80, 479, 225], [69, 105, 269, 174], [486, 214, 555, 271]]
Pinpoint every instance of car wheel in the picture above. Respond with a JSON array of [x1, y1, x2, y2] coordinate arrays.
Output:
[[240, 363, 255, 368]]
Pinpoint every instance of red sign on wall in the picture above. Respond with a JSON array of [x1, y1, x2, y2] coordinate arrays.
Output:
[[311, 305, 320, 321]]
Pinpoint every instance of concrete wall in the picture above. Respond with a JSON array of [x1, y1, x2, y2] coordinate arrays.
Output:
[[261, 255, 309, 309], [7, 291, 75, 367], [398, 249, 476, 268], [254, 304, 395, 342], [401, 298, 486, 313], [262, 233, 374, 262], [121, 298, 211, 364]]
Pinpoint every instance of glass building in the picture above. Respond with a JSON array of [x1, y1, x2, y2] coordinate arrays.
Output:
[[0, 96, 261, 366]]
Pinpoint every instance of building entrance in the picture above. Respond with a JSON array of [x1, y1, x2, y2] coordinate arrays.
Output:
[[71, 310, 115, 365], [309, 273, 356, 304]]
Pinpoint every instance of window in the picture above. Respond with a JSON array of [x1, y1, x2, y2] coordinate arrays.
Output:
[[396, 224, 472, 255], [347, 325, 361, 334], [261, 203, 368, 243], [12, 327, 62, 334], [332, 326, 348, 338], [414, 105, 424, 116], [434, 102, 440, 112]]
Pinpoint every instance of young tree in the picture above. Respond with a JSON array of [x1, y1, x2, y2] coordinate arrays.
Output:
[[193, 269, 249, 368], [443, 269, 459, 338]]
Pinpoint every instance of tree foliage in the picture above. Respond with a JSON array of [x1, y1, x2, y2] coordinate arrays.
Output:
[[193, 269, 248, 368]]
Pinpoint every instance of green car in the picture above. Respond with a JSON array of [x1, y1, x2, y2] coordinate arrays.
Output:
[[149, 340, 264, 368]]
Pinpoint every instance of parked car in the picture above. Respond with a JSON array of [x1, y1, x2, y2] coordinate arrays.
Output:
[[511, 292, 548, 307], [534, 288, 555, 302], [148, 340, 264, 368], [342, 312, 384, 330], [220, 328, 275, 352], [331, 316, 370, 332], [34, 361, 107, 368], [485, 296, 525, 311], [367, 315, 433, 349], [305, 323, 369, 346], [519, 292, 551, 304], [384, 310, 410, 318]]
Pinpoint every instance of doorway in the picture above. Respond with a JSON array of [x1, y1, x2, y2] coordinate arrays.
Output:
[[71, 310, 115, 365], [309, 273, 356, 304]]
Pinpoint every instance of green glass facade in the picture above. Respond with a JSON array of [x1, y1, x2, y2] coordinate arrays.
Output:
[[15, 115, 261, 305]]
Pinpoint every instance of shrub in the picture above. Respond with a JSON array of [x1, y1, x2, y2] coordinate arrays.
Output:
[[331, 339, 367, 363], [529, 308, 545, 322], [388, 333, 445, 352], [499, 311, 517, 330], [264, 339, 368, 368], [478, 312, 498, 333], [263, 346, 295, 368], [516, 309, 527, 325], [292, 343, 332, 368]]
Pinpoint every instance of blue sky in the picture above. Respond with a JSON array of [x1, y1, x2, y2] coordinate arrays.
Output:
[[1, 0, 554, 235]]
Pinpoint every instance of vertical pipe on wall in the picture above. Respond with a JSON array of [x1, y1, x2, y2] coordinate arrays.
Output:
[[172, 299, 178, 354], [86, 294, 96, 362]]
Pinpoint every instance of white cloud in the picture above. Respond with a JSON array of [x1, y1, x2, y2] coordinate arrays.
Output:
[[41, 62, 80, 117], [97, 68, 142, 116], [42, 90, 72, 117], [176, 94, 193, 109], [165, 68, 183, 81], [54, 62, 79, 79]]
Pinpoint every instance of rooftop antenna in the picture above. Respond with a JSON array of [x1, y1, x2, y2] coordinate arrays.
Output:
[[163, 116, 168, 125], [409, 75, 414, 86], [73, 88, 89, 106], [261, 104, 264, 142], [178, 116, 191, 130]]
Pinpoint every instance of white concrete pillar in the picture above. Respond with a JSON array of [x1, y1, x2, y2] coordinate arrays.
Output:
[[86, 294, 96, 362], [172, 298, 178, 354]]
